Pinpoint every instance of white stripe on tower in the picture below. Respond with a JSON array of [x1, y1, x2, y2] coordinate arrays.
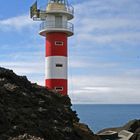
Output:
[[45, 56, 67, 79]]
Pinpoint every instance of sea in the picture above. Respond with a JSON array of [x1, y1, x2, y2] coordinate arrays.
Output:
[[72, 104, 140, 133]]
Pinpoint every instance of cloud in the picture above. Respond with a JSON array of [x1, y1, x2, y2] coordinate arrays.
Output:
[[0, 61, 44, 75], [76, 32, 140, 44], [69, 75, 140, 104], [74, 0, 140, 44], [0, 15, 36, 31], [69, 59, 119, 69], [75, 0, 140, 18], [75, 18, 140, 37]]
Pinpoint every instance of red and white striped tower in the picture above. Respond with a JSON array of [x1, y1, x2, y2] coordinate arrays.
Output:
[[30, 0, 74, 95]]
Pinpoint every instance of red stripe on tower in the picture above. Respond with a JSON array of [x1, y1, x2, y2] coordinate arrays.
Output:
[[46, 79, 67, 96], [46, 33, 67, 57]]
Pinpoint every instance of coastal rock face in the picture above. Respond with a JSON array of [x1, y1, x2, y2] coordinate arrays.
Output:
[[127, 120, 140, 140], [98, 120, 140, 140], [0, 67, 100, 140]]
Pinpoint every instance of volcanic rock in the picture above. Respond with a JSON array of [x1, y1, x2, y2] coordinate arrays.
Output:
[[98, 119, 140, 140], [0, 67, 100, 140]]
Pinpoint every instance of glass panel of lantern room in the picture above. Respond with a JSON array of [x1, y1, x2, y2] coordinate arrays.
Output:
[[53, 0, 65, 4], [55, 16, 62, 28]]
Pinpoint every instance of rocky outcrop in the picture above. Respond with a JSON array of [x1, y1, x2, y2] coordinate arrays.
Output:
[[0, 67, 100, 140], [97, 120, 140, 140]]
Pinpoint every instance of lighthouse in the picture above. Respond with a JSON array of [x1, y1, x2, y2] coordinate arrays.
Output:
[[30, 0, 74, 95]]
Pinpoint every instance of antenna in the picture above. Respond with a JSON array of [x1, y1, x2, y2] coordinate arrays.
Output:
[[30, 1, 38, 18], [30, 0, 47, 21]]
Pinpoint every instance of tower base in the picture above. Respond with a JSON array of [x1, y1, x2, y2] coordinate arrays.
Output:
[[45, 79, 67, 95]]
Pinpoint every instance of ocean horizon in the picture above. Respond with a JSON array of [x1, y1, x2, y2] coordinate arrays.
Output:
[[72, 104, 140, 133]]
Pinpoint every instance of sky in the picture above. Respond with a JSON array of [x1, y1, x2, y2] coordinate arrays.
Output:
[[0, 0, 140, 104]]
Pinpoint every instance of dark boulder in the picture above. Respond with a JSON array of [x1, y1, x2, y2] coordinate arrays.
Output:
[[123, 120, 140, 133]]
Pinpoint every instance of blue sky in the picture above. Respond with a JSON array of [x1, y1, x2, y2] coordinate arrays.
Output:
[[0, 0, 140, 104]]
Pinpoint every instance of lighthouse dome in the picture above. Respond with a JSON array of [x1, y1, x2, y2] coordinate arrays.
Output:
[[46, 0, 73, 20], [46, 0, 67, 12]]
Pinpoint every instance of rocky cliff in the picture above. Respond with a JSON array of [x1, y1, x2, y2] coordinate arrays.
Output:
[[0, 67, 100, 140]]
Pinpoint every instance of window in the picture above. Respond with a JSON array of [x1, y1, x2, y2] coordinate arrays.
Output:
[[55, 41, 64, 46], [55, 16, 62, 28], [56, 64, 63, 67], [55, 87, 63, 91]]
